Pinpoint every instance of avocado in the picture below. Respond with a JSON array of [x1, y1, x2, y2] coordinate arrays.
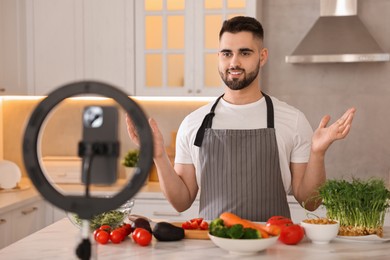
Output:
[[152, 222, 185, 241], [131, 217, 152, 233]]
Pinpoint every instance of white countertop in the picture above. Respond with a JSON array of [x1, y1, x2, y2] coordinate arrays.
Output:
[[1, 218, 389, 259], [0, 178, 41, 213]]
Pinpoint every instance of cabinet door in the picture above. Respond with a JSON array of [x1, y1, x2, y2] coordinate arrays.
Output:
[[83, 0, 135, 95], [11, 200, 47, 242], [0, 211, 12, 249], [132, 199, 199, 221], [0, 0, 28, 95], [27, 0, 84, 95], [135, 0, 256, 97]]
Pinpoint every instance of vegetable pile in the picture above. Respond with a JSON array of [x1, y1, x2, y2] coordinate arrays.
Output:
[[209, 212, 304, 245], [93, 216, 185, 246], [318, 178, 390, 237], [209, 218, 262, 239]]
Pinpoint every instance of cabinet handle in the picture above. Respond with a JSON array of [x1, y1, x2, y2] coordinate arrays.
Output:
[[152, 211, 181, 217], [0, 219, 7, 225], [21, 207, 38, 215]]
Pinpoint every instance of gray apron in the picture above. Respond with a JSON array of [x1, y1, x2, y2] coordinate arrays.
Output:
[[194, 93, 290, 222]]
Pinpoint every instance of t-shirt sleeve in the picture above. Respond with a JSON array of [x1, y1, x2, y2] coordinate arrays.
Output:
[[174, 116, 194, 164], [291, 111, 313, 163]]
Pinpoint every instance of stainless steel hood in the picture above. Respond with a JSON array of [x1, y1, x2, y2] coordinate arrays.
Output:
[[285, 0, 390, 63]]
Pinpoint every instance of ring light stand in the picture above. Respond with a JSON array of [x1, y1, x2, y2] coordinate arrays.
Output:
[[23, 81, 153, 259]]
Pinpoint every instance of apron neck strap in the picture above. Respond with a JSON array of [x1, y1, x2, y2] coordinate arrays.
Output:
[[263, 93, 274, 128], [194, 93, 274, 147], [194, 94, 224, 147]]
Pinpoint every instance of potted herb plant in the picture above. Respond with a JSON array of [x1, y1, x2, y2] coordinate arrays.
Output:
[[122, 150, 139, 179], [318, 178, 390, 237]]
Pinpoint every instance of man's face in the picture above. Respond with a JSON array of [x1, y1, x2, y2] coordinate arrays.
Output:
[[218, 31, 266, 90]]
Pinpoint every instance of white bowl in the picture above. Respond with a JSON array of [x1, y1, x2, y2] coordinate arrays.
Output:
[[208, 234, 278, 255], [301, 221, 340, 244]]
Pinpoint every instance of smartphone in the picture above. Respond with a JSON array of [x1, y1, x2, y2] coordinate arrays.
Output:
[[80, 106, 119, 185]]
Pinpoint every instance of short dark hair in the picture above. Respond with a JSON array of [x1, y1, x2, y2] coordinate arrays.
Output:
[[219, 16, 264, 41]]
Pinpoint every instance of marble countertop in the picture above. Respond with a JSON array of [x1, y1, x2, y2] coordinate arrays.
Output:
[[0, 178, 41, 213], [1, 218, 389, 259]]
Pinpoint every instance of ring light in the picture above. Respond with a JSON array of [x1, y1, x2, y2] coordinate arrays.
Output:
[[23, 81, 153, 220]]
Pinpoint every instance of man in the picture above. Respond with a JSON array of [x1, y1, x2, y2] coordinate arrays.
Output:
[[127, 16, 355, 221]]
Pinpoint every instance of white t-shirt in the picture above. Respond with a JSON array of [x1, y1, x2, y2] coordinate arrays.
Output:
[[174, 96, 313, 193]]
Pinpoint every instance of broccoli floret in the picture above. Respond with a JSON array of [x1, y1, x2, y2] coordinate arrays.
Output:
[[242, 227, 261, 239], [209, 218, 229, 238], [209, 218, 223, 233], [209, 218, 224, 230], [227, 224, 244, 239], [212, 225, 229, 238]]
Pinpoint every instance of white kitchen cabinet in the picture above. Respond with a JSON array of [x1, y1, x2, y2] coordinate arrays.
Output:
[[0, 211, 12, 249], [28, 0, 135, 95], [0, 198, 47, 249], [83, 0, 135, 96], [26, 0, 84, 95], [132, 198, 199, 221], [0, 0, 135, 96], [135, 0, 257, 97], [0, 0, 29, 95], [11, 199, 47, 243]]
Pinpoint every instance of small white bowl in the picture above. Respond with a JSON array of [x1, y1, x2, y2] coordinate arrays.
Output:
[[301, 220, 340, 244], [208, 234, 278, 255]]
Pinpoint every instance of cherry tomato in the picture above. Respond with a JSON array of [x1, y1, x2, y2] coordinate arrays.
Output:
[[95, 230, 110, 245], [116, 227, 128, 241], [122, 223, 133, 236], [266, 216, 293, 228], [182, 221, 192, 230], [99, 225, 112, 231], [132, 228, 152, 246], [278, 224, 305, 245], [199, 220, 209, 230], [190, 218, 204, 225], [189, 220, 199, 229], [110, 229, 125, 244]]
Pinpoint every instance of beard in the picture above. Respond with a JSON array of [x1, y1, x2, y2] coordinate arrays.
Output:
[[219, 63, 260, 90]]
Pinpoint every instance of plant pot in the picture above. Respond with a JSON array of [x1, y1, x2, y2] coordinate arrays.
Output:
[[125, 167, 137, 180]]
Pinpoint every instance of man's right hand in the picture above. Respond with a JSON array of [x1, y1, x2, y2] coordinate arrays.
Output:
[[126, 115, 165, 159]]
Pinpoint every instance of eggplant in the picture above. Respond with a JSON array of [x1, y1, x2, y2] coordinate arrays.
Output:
[[152, 222, 185, 241]]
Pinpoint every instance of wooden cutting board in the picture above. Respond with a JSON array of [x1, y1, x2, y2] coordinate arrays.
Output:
[[171, 222, 210, 240]]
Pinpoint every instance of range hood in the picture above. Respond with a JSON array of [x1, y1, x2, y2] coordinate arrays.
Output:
[[285, 0, 390, 63]]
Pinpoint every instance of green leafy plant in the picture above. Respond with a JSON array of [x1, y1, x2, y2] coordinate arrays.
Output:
[[122, 150, 139, 167], [318, 178, 390, 237]]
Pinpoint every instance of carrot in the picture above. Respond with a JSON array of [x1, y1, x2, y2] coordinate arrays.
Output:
[[219, 212, 270, 238], [254, 223, 281, 236]]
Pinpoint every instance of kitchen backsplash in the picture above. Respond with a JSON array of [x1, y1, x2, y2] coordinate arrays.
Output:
[[1, 98, 207, 177]]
